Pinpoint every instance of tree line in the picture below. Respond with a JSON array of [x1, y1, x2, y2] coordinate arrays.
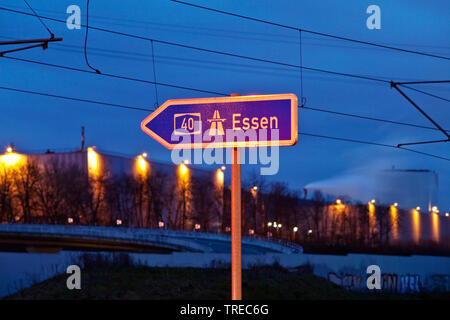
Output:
[[0, 159, 447, 255]]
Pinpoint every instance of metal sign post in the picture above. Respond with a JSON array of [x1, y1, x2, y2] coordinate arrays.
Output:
[[231, 146, 241, 300], [230, 93, 241, 300]]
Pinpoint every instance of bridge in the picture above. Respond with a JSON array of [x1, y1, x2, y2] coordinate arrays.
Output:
[[0, 224, 302, 255]]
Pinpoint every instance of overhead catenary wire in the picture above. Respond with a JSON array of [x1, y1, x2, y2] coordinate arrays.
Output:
[[1, 55, 229, 96], [23, 0, 54, 38], [1, 6, 448, 104], [1, 6, 448, 162], [150, 40, 159, 107], [0, 85, 153, 112], [5, 3, 450, 53], [1, 83, 449, 163], [84, 0, 101, 74], [0, 79, 447, 133], [298, 132, 450, 162], [170, 0, 450, 61], [298, 29, 305, 107], [391, 82, 450, 147]]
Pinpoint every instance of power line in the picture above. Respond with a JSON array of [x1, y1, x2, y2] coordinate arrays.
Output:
[[170, 0, 450, 61], [298, 132, 450, 162], [1, 74, 446, 133], [1, 55, 229, 96], [0, 85, 153, 112], [1, 5, 449, 104], [2, 52, 449, 136], [1, 82, 449, 163], [84, 0, 101, 74], [397, 80, 450, 85], [301, 106, 450, 133], [0, 6, 397, 84], [5, 3, 450, 53], [391, 82, 450, 147], [22, 0, 54, 38], [400, 85, 450, 103]]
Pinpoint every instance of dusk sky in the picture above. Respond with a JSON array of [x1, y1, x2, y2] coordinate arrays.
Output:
[[1, 1, 449, 207]]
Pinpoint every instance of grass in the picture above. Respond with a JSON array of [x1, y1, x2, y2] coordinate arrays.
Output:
[[5, 265, 360, 300], [4, 254, 449, 300]]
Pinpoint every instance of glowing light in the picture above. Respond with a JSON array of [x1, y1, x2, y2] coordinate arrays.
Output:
[[393, 202, 398, 207], [87, 147, 100, 176], [194, 223, 201, 230], [293, 226, 298, 232], [432, 211, 439, 243], [390, 205, 399, 242], [216, 169, 224, 185], [183, 159, 189, 165], [267, 222, 272, 227], [308, 229, 313, 234], [225, 226, 231, 232], [221, 165, 226, 171], [252, 186, 258, 191], [368, 202, 376, 235], [67, 217, 74, 224], [6, 147, 13, 153], [158, 221, 164, 228], [278, 224, 282, 228], [136, 155, 148, 176], [0, 152, 24, 167], [416, 206, 421, 211], [445, 212, 449, 217], [142, 152, 148, 158], [179, 163, 188, 176], [336, 199, 342, 205], [412, 209, 420, 244], [370, 199, 376, 204], [432, 206, 439, 213], [116, 219, 122, 226], [273, 222, 277, 228], [249, 229, 255, 235]]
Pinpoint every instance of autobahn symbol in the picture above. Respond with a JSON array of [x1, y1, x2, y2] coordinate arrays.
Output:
[[140, 93, 298, 149], [207, 110, 226, 136]]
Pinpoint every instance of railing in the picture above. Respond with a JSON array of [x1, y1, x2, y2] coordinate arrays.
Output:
[[0, 224, 303, 254]]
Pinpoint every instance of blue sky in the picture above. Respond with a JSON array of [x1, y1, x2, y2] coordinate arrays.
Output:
[[1, 1, 449, 207]]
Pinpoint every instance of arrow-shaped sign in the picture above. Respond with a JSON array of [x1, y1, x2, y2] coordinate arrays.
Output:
[[141, 94, 298, 149]]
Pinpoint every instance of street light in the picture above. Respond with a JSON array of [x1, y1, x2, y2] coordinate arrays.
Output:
[[370, 199, 376, 204], [116, 219, 122, 226], [336, 199, 342, 205], [293, 226, 298, 232], [416, 206, 421, 211], [393, 202, 398, 207], [142, 152, 148, 158], [267, 222, 272, 227], [221, 165, 226, 171]]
